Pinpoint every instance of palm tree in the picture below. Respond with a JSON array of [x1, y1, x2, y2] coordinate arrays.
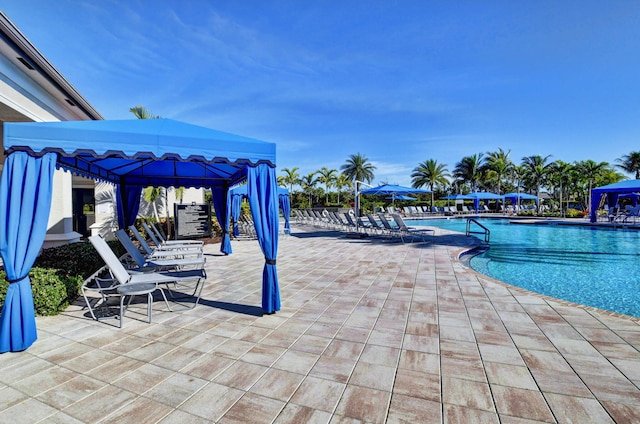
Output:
[[340, 153, 376, 185], [616, 151, 640, 179], [484, 148, 512, 195], [549, 160, 573, 217], [174, 186, 185, 204], [280, 167, 301, 193], [578, 160, 609, 213], [507, 165, 526, 210], [453, 153, 485, 192], [300, 172, 318, 207], [411, 159, 450, 207], [317, 167, 338, 204], [143, 186, 164, 222], [341, 153, 376, 216], [521, 155, 552, 202], [129, 105, 160, 119], [131, 106, 164, 222], [334, 173, 352, 204]]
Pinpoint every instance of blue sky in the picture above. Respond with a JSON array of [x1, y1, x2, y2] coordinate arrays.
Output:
[[4, 1, 640, 187]]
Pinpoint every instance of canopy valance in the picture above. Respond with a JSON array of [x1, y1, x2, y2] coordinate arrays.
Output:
[[3, 119, 275, 188]]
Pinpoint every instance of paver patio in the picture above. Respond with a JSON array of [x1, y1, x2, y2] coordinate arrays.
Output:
[[1, 223, 640, 423]]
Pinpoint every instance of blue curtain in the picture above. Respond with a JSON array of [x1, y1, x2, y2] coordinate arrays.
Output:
[[279, 193, 291, 234], [116, 185, 142, 229], [231, 194, 242, 237], [247, 164, 281, 314], [212, 186, 232, 255], [0, 152, 56, 353]]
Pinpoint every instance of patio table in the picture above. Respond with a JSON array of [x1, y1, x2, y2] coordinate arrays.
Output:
[[117, 282, 171, 327]]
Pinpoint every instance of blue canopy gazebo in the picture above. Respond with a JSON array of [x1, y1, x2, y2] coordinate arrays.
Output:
[[590, 180, 640, 222], [441, 194, 473, 200], [0, 118, 282, 353], [502, 192, 538, 206], [226, 185, 290, 244], [467, 192, 502, 213]]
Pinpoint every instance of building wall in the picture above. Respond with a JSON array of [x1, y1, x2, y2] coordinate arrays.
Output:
[[0, 14, 101, 247]]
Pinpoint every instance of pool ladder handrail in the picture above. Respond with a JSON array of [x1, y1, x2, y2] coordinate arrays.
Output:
[[466, 218, 490, 242]]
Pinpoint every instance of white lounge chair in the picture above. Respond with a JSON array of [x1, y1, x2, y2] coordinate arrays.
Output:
[[89, 235, 207, 318], [147, 221, 204, 246], [391, 213, 434, 243], [142, 222, 204, 249], [129, 225, 203, 259], [115, 229, 205, 270]]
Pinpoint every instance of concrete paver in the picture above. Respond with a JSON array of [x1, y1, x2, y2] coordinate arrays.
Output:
[[1, 223, 640, 423]]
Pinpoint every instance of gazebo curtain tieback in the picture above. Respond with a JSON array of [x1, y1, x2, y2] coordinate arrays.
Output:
[[265, 258, 276, 265], [6, 275, 28, 284]]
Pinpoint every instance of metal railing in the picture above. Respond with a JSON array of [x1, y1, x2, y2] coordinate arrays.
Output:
[[466, 218, 490, 242]]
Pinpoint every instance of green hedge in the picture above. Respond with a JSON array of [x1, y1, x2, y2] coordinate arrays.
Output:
[[0, 240, 125, 316]]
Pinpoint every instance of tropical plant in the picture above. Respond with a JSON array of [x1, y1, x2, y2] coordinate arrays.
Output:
[[616, 151, 640, 179], [129, 105, 161, 119], [453, 153, 485, 192], [549, 160, 573, 216], [280, 167, 301, 193], [143, 186, 164, 222], [317, 167, 338, 204], [334, 173, 352, 204], [484, 148, 512, 195], [300, 172, 318, 207], [340, 153, 376, 185], [174, 186, 185, 204], [411, 159, 450, 207], [521, 155, 552, 200], [577, 160, 609, 213], [131, 105, 163, 221]]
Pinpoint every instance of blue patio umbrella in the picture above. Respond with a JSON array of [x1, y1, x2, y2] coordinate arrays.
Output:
[[360, 184, 430, 196], [386, 195, 416, 201], [359, 184, 429, 214]]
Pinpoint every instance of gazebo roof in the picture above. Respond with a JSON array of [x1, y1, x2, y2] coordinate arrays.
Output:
[[3, 118, 276, 188]]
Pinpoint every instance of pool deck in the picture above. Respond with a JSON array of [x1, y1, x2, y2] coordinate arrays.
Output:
[[1, 224, 640, 423]]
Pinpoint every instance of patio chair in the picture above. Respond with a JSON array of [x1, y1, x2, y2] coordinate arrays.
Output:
[[391, 213, 435, 243], [343, 212, 362, 232], [129, 226, 203, 259], [148, 221, 204, 246], [366, 213, 389, 236], [357, 216, 374, 234], [115, 229, 205, 270], [142, 222, 204, 250], [377, 213, 403, 241], [89, 235, 207, 316], [81, 264, 122, 322]]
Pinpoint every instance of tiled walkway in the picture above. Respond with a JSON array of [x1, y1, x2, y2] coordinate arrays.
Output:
[[1, 224, 640, 423]]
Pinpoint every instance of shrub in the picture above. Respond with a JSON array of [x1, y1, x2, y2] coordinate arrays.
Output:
[[0, 240, 124, 316], [565, 208, 584, 218], [34, 240, 124, 279], [0, 268, 83, 316]]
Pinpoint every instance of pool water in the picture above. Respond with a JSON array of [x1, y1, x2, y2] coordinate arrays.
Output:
[[412, 218, 640, 318]]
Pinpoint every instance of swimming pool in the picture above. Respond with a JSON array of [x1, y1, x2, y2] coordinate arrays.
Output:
[[411, 218, 640, 318]]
